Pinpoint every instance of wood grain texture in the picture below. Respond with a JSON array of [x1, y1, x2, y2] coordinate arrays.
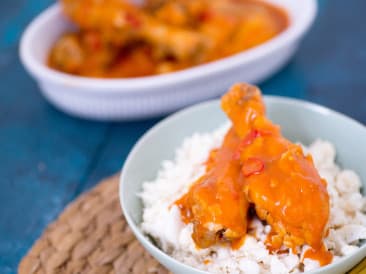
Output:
[[0, 0, 366, 273]]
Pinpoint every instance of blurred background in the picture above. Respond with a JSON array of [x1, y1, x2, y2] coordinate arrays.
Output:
[[0, 0, 365, 273]]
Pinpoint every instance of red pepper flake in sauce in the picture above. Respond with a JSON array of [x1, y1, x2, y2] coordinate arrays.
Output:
[[242, 158, 264, 177], [198, 10, 213, 22], [125, 12, 142, 28], [84, 32, 102, 51]]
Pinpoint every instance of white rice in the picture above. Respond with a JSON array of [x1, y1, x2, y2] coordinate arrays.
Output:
[[141, 124, 366, 274]]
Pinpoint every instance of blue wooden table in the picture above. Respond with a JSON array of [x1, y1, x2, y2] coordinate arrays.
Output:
[[0, 0, 365, 273]]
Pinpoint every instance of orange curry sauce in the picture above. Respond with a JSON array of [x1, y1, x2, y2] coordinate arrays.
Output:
[[175, 84, 332, 266], [48, 0, 289, 78]]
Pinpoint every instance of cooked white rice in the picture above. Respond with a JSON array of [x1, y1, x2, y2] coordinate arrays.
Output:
[[141, 124, 366, 274]]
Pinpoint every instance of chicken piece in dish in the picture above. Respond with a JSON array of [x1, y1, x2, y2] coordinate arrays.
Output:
[[222, 84, 332, 264], [176, 83, 332, 266], [48, 31, 157, 77], [61, 0, 209, 61], [144, 0, 209, 28], [176, 128, 249, 248]]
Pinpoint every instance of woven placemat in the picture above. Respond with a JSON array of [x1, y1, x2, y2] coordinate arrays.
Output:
[[18, 174, 170, 274], [17, 174, 366, 274]]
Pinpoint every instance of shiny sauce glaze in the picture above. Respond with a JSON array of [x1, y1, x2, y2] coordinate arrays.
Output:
[[176, 83, 332, 266], [176, 128, 248, 249]]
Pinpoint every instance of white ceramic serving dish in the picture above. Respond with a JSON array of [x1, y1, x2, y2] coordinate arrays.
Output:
[[20, 0, 317, 120]]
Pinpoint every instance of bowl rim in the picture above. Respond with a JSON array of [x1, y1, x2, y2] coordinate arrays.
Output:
[[19, 0, 317, 92], [120, 95, 366, 274]]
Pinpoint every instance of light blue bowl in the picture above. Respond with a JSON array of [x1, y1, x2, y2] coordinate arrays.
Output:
[[120, 96, 366, 274]]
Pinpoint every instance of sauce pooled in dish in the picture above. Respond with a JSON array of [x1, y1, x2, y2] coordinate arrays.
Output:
[[48, 0, 289, 78], [176, 83, 332, 266]]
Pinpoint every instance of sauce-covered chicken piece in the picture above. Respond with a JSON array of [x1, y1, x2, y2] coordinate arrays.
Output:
[[61, 0, 209, 61], [176, 128, 249, 248], [176, 83, 332, 265], [222, 84, 331, 263]]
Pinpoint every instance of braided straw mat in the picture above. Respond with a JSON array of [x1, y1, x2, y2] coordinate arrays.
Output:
[[18, 174, 170, 274], [18, 174, 366, 274]]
